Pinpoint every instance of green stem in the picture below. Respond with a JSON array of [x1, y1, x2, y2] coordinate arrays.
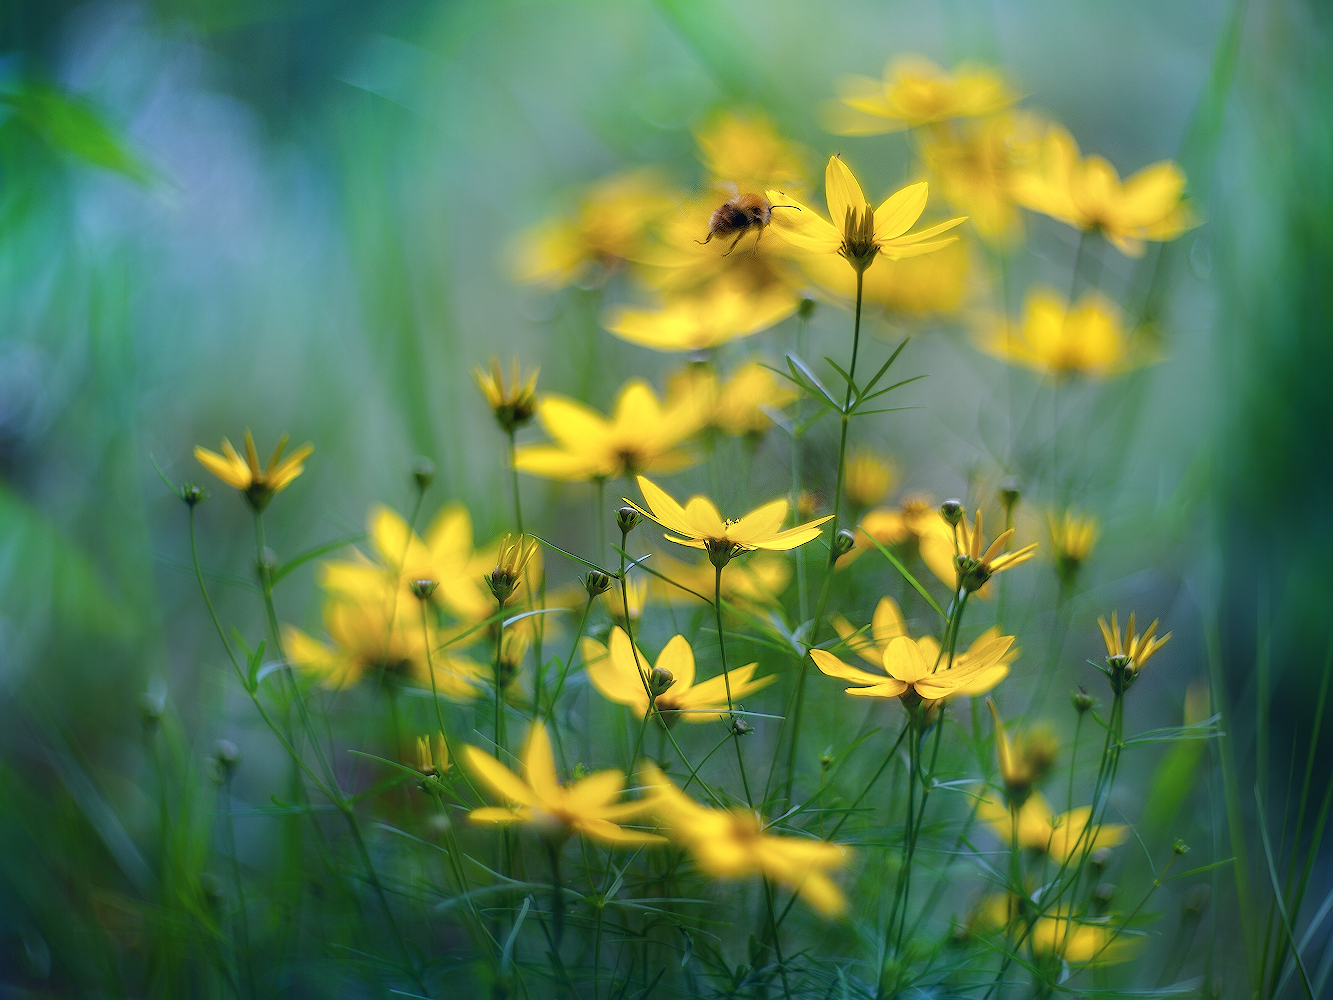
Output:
[[507, 429, 524, 536], [716, 563, 753, 807], [222, 773, 257, 999], [828, 267, 865, 543]]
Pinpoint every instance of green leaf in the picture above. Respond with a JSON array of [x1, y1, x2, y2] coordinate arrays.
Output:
[[855, 525, 946, 620], [2, 82, 152, 183], [271, 534, 365, 585]]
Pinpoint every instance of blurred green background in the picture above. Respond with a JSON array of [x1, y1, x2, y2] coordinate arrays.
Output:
[[2, 0, 1331, 992]]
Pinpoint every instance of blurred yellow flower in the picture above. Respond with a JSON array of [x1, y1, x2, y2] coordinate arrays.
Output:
[[195, 430, 312, 511], [514, 379, 702, 482], [1049, 510, 1099, 582], [466, 723, 664, 846], [1009, 126, 1196, 256], [284, 592, 482, 696], [977, 789, 1127, 862], [667, 362, 797, 438], [627, 475, 832, 567], [696, 111, 808, 195], [644, 766, 848, 915], [415, 731, 450, 777], [987, 699, 1058, 804], [1029, 914, 1136, 965], [1098, 611, 1171, 692], [768, 156, 965, 271], [515, 169, 675, 287], [801, 237, 969, 314], [919, 113, 1044, 244], [648, 551, 791, 614], [844, 450, 898, 508], [474, 358, 539, 434], [828, 56, 1015, 134], [813, 601, 1015, 705], [605, 278, 796, 352], [583, 627, 775, 725], [982, 287, 1141, 378], [843, 495, 937, 567], [600, 572, 647, 623]]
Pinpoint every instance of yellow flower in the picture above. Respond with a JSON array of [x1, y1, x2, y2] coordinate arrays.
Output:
[[626, 475, 832, 568], [696, 111, 808, 196], [1029, 914, 1136, 965], [987, 699, 1058, 804], [283, 590, 482, 695], [1009, 126, 1196, 256], [1049, 510, 1099, 583], [643, 766, 848, 915], [977, 789, 1127, 862], [844, 450, 898, 508], [667, 362, 797, 438], [982, 287, 1143, 378], [767, 156, 965, 272], [647, 551, 791, 614], [605, 278, 796, 352], [941, 508, 1039, 595], [466, 724, 664, 846], [514, 379, 703, 482], [415, 732, 450, 777], [800, 237, 969, 314], [843, 495, 938, 567], [488, 533, 540, 605], [919, 113, 1044, 244], [1098, 612, 1171, 692], [514, 169, 675, 287], [583, 627, 775, 725], [474, 358, 539, 434], [813, 598, 1016, 706], [321, 504, 517, 623], [828, 56, 1015, 134], [195, 430, 312, 511], [600, 572, 647, 623]]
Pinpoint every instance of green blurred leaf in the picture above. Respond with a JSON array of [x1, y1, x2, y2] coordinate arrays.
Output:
[[1, 82, 152, 183]]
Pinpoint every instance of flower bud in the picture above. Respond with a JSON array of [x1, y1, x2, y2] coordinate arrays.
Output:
[[730, 716, 752, 736], [1088, 847, 1112, 878], [940, 499, 965, 527], [409, 578, 438, 600], [139, 691, 164, 734], [1183, 884, 1210, 917], [412, 456, 436, 491], [998, 478, 1021, 516], [584, 570, 612, 597], [616, 506, 642, 534], [1092, 883, 1116, 916], [829, 528, 856, 565], [213, 739, 241, 778], [820, 745, 835, 771], [180, 483, 206, 507], [1071, 687, 1094, 714], [798, 296, 817, 320], [1173, 839, 1190, 856], [649, 666, 676, 696]]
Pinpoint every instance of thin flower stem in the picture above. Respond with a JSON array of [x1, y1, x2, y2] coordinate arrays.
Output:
[[828, 267, 865, 545], [419, 601, 481, 803], [221, 773, 257, 999], [716, 563, 753, 807], [493, 601, 507, 757], [507, 429, 524, 536], [792, 308, 810, 625], [781, 569, 836, 808]]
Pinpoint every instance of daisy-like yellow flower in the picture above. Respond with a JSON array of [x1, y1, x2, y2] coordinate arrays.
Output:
[[466, 724, 664, 845], [767, 156, 965, 273], [800, 237, 969, 315], [667, 362, 797, 439], [583, 627, 775, 726], [488, 533, 540, 605], [696, 111, 808, 196], [515, 169, 675, 287], [647, 551, 791, 614], [514, 379, 703, 482], [415, 731, 450, 777], [605, 278, 796, 352], [195, 430, 312, 511], [977, 789, 1128, 863], [627, 475, 832, 569], [987, 699, 1059, 805], [474, 358, 539, 434], [942, 508, 1039, 595], [982, 287, 1142, 378], [828, 55, 1015, 135], [1009, 126, 1196, 256], [643, 766, 848, 915], [844, 450, 898, 508], [1049, 510, 1099, 585], [1098, 612, 1171, 693], [813, 599, 1016, 709], [283, 590, 482, 695]]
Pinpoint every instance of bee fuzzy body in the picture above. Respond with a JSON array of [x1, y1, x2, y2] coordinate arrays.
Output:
[[699, 193, 776, 256]]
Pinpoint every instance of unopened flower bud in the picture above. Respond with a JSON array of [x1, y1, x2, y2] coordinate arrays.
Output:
[[1092, 883, 1116, 916], [584, 570, 612, 597], [940, 499, 965, 526], [256, 547, 277, 578], [1071, 687, 1094, 714], [649, 666, 676, 696], [616, 506, 642, 534], [798, 296, 817, 320], [1088, 847, 1112, 878], [998, 478, 1020, 516], [820, 745, 835, 771], [829, 528, 856, 565], [409, 578, 438, 600], [412, 457, 436, 491], [571, 762, 591, 781], [180, 483, 206, 507], [139, 691, 164, 733], [1183, 884, 1210, 917], [730, 716, 752, 736], [1173, 839, 1190, 856], [213, 739, 241, 778]]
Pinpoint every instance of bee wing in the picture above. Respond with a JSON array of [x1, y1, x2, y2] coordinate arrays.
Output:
[[711, 179, 740, 199]]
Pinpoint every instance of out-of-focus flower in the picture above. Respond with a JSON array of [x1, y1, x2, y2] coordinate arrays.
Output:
[[844, 450, 898, 508], [981, 287, 1143, 378], [696, 111, 808, 195], [1029, 914, 1136, 965], [284, 590, 482, 696], [514, 379, 702, 482], [919, 113, 1044, 244], [627, 476, 831, 568], [643, 766, 848, 915], [515, 169, 676, 287], [1098, 612, 1171, 693], [813, 612, 1015, 706], [466, 724, 664, 845], [977, 789, 1127, 862], [844, 495, 937, 567], [828, 56, 1015, 135], [801, 237, 969, 314], [767, 156, 965, 272], [474, 358, 539, 434], [605, 278, 796, 352], [601, 572, 648, 623], [1009, 126, 1196, 256], [988, 699, 1058, 805], [195, 430, 312, 511], [667, 362, 797, 438], [583, 627, 774, 725], [648, 551, 791, 614], [1049, 510, 1099, 584], [415, 732, 450, 777]]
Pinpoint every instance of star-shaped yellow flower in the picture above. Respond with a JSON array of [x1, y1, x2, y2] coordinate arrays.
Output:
[[934, 508, 1039, 595], [474, 358, 539, 434], [605, 278, 796, 352], [767, 156, 965, 272], [583, 627, 775, 725], [1009, 126, 1196, 256], [195, 430, 312, 511], [977, 789, 1127, 863], [981, 287, 1147, 378], [626, 475, 831, 568], [1098, 611, 1171, 692], [514, 379, 703, 482], [827, 55, 1016, 134], [644, 766, 849, 916], [465, 724, 664, 845], [1049, 510, 1099, 583]]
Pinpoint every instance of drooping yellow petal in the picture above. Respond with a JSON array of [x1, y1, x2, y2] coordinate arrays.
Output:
[[465, 746, 540, 808]]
